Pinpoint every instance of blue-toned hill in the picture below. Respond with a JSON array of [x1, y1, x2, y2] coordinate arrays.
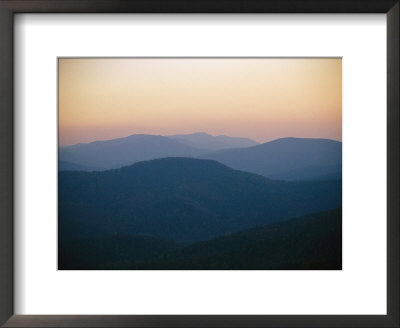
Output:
[[59, 133, 259, 171], [202, 137, 342, 181], [59, 157, 341, 243], [59, 134, 204, 170], [58, 160, 103, 172], [59, 207, 341, 270], [168, 132, 258, 151]]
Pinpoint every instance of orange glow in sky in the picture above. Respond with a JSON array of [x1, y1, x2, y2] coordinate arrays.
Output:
[[59, 58, 341, 146]]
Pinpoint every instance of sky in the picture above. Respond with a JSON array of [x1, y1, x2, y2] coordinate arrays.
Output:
[[59, 58, 341, 146]]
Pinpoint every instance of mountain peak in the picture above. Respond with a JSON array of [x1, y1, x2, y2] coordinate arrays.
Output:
[[167, 132, 258, 152], [202, 137, 342, 181]]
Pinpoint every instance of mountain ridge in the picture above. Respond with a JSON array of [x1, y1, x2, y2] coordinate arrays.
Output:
[[168, 132, 258, 151], [59, 134, 202, 170], [59, 207, 342, 270], [202, 137, 342, 181], [59, 133, 260, 170], [59, 134, 342, 182], [59, 157, 342, 243]]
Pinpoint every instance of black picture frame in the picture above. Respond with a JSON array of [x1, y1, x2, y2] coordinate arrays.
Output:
[[0, 1, 398, 327]]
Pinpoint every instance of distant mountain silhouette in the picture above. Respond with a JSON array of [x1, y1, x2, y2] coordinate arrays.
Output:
[[202, 137, 342, 181], [59, 157, 341, 244], [59, 133, 260, 171], [58, 135, 341, 182], [168, 132, 258, 151], [59, 160, 103, 172], [59, 134, 205, 170], [59, 207, 341, 270]]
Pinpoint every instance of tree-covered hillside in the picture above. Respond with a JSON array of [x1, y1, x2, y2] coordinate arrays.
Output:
[[59, 158, 342, 243], [59, 207, 341, 270]]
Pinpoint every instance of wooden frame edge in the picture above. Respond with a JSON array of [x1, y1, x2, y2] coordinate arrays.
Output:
[[0, 0, 14, 327]]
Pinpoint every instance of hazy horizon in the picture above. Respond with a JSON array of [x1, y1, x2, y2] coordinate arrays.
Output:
[[59, 58, 342, 147], [59, 131, 342, 148]]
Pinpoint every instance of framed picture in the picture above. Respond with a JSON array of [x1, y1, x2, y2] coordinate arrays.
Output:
[[57, 56, 343, 271], [0, 1, 398, 327]]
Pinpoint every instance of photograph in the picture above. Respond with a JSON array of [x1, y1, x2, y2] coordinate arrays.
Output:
[[58, 58, 342, 270]]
